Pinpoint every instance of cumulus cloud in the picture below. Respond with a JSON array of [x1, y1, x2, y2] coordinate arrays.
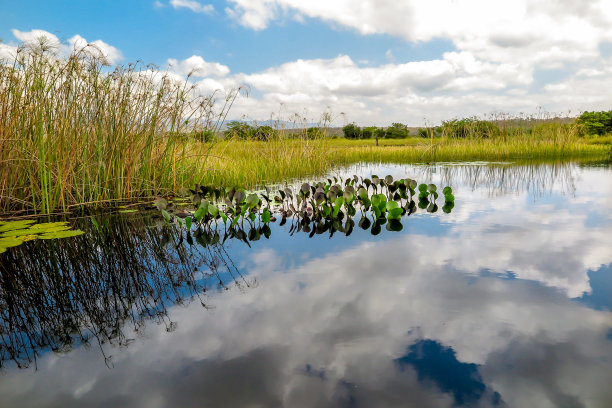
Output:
[[210, 0, 612, 124], [7, 29, 123, 65], [167, 55, 230, 77], [67, 34, 123, 65], [170, 0, 214, 14], [225, 0, 612, 66]]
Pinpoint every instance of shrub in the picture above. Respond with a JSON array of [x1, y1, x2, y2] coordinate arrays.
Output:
[[342, 123, 361, 139], [385, 123, 409, 139], [224, 121, 253, 140], [306, 127, 326, 139], [252, 125, 278, 141], [576, 111, 612, 136], [362, 126, 377, 139]]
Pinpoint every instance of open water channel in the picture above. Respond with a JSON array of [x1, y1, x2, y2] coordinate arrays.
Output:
[[1, 161, 611, 407]]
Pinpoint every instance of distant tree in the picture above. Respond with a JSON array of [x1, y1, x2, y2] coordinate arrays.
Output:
[[385, 123, 409, 138], [342, 123, 362, 139], [252, 125, 278, 141], [306, 127, 326, 139], [224, 121, 253, 140], [361, 126, 377, 139], [576, 111, 612, 136], [193, 129, 215, 142]]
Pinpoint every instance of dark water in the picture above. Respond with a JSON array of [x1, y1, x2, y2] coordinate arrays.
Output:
[[1, 161, 612, 408]]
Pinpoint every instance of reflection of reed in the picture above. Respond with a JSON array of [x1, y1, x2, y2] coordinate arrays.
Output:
[[0, 213, 250, 369], [429, 162, 577, 197], [337, 161, 579, 197]]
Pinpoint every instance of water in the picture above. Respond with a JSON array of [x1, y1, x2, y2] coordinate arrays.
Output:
[[1, 161, 612, 407]]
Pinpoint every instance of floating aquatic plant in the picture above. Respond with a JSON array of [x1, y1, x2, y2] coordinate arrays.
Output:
[[0, 220, 84, 254], [155, 175, 455, 239]]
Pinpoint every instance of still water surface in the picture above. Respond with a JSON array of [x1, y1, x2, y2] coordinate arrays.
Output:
[[1, 161, 612, 407]]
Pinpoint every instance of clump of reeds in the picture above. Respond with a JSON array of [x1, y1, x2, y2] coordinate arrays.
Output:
[[0, 37, 236, 213]]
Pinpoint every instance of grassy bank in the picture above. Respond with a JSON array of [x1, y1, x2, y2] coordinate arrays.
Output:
[[194, 137, 609, 189], [1, 44, 610, 215]]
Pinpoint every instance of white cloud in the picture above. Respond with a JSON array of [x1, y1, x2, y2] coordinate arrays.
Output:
[[225, 0, 612, 66], [68, 34, 123, 65], [2, 163, 612, 407], [167, 55, 230, 77], [218, 0, 612, 124], [170, 0, 214, 14], [12, 28, 61, 49], [8, 29, 123, 65]]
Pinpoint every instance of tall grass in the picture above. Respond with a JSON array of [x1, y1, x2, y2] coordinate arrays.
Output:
[[0, 39, 609, 215], [0, 40, 235, 214]]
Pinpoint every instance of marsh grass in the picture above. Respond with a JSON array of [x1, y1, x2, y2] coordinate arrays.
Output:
[[0, 39, 609, 215], [0, 40, 237, 214]]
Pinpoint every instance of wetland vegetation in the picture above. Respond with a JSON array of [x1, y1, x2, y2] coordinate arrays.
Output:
[[1, 43, 610, 215]]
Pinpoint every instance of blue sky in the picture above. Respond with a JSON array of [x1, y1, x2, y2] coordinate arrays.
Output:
[[1, 0, 612, 125]]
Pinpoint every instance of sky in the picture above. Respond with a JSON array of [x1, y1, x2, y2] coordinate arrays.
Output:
[[1, 0, 612, 126]]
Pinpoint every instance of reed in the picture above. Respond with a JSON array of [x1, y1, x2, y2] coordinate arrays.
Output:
[[0, 40, 235, 214], [1, 39, 609, 215]]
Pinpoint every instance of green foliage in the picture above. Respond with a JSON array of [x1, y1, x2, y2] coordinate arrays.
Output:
[[418, 126, 442, 138], [306, 127, 326, 139], [160, 175, 455, 236], [441, 118, 500, 139], [385, 123, 410, 139], [576, 111, 612, 136], [342, 123, 362, 139], [224, 121, 253, 140], [362, 126, 377, 139], [192, 129, 216, 142]]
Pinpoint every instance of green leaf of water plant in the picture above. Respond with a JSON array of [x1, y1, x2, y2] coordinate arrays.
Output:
[[442, 202, 454, 213], [153, 197, 168, 211], [161, 209, 172, 223], [343, 189, 354, 203], [418, 184, 428, 193], [193, 203, 207, 222], [386, 201, 399, 212], [0, 220, 36, 233], [38, 230, 85, 239], [387, 207, 403, 220], [444, 193, 455, 203], [262, 208, 271, 223], [246, 194, 259, 209], [332, 197, 344, 217], [427, 184, 437, 193], [1, 238, 28, 253], [443, 186, 452, 195], [185, 216, 192, 230], [208, 204, 219, 218]]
